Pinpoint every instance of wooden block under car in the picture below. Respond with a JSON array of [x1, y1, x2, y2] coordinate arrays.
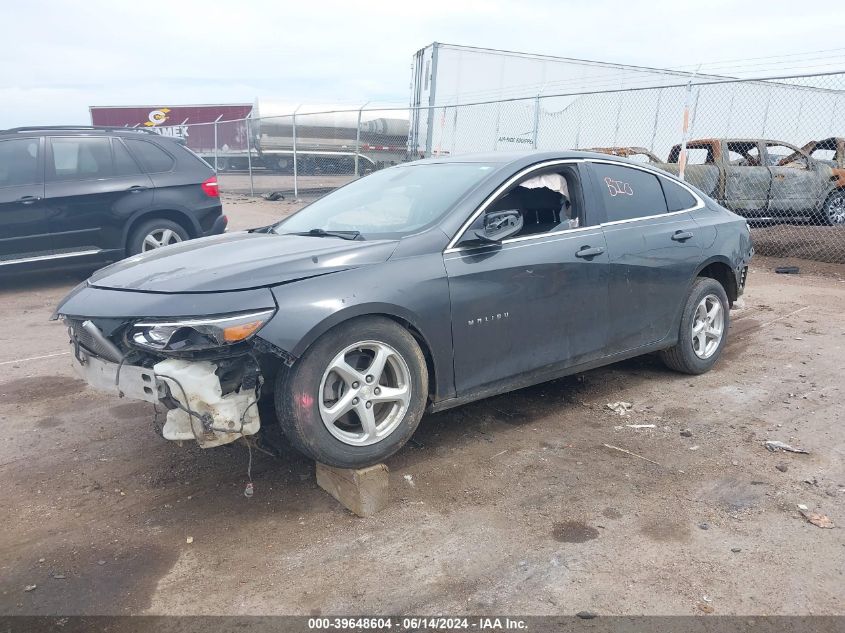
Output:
[[315, 462, 389, 517]]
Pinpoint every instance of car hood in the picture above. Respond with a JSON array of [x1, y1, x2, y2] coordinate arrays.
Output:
[[88, 231, 400, 293]]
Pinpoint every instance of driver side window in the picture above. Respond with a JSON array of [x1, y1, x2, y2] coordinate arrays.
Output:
[[464, 165, 583, 242]]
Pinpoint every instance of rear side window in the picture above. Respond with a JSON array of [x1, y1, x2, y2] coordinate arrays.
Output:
[[592, 163, 668, 222], [0, 138, 40, 187], [112, 138, 143, 176], [125, 138, 175, 172], [660, 178, 698, 212], [50, 137, 113, 181]]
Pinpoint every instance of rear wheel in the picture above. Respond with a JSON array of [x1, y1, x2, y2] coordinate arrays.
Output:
[[275, 317, 428, 468], [660, 277, 730, 375], [128, 219, 189, 255]]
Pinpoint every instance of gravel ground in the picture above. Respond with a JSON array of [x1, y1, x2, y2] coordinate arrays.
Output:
[[0, 195, 843, 617]]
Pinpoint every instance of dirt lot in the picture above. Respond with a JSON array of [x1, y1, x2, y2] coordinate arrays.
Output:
[[1, 195, 843, 617]]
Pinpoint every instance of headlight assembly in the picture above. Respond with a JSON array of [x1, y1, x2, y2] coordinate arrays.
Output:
[[130, 309, 275, 352]]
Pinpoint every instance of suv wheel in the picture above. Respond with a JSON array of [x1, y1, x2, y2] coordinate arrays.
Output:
[[129, 219, 189, 255], [660, 277, 730, 375], [275, 317, 428, 468]]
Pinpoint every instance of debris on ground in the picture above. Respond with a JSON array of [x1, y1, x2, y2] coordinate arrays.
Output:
[[186, 536, 194, 544], [797, 504, 809, 511], [731, 547, 742, 553], [764, 440, 809, 454], [800, 510, 834, 529], [606, 402, 633, 415], [576, 611, 598, 619], [775, 266, 800, 274], [625, 424, 656, 429], [403, 474, 416, 488], [776, 463, 789, 472], [697, 602, 715, 614], [51, 573, 65, 579], [699, 522, 710, 530], [24, 584, 36, 592], [680, 429, 693, 437], [262, 191, 286, 201], [602, 444, 662, 467]]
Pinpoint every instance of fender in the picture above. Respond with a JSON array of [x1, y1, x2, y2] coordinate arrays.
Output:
[[121, 206, 202, 246], [259, 255, 456, 401]]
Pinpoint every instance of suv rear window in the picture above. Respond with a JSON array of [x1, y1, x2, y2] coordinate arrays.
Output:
[[0, 138, 40, 187], [125, 138, 175, 172]]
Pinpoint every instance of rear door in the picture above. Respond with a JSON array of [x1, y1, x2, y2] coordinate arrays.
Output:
[[44, 136, 154, 257], [588, 160, 702, 353], [724, 141, 770, 214], [0, 136, 50, 262], [764, 142, 827, 217], [444, 161, 610, 395]]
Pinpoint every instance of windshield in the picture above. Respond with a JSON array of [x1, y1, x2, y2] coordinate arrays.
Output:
[[274, 163, 494, 238]]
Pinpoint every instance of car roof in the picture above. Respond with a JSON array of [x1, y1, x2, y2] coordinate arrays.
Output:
[[0, 126, 174, 141], [406, 149, 640, 168]]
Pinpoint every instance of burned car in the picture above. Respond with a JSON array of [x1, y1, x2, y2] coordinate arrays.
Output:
[[582, 146, 661, 163], [55, 151, 752, 468], [657, 138, 845, 225]]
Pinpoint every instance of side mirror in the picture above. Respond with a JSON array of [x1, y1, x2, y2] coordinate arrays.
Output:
[[473, 210, 523, 243]]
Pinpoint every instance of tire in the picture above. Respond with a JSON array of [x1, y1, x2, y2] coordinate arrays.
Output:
[[660, 277, 730, 375], [128, 219, 190, 255], [275, 316, 428, 468], [819, 190, 845, 226]]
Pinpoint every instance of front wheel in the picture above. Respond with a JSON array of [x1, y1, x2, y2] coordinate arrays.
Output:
[[275, 317, 428, 468], [660, 277, 730, 375], [819, 190, 845, 226]]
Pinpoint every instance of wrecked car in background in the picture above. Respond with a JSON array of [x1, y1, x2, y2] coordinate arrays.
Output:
[[56, 151, 752, 468], [800, 137, 845, 169], [583, 146, 661, 163], [656, 138, 845, 225]]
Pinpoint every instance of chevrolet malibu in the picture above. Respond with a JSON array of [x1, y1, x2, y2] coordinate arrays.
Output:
[[55, 152, 753, 468]]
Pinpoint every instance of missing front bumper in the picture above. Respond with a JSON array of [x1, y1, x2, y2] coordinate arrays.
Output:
[[70, 343, 261, 448]]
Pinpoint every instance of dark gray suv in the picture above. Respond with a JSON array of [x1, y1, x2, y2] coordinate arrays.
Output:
[[0, 126, 226, 272]]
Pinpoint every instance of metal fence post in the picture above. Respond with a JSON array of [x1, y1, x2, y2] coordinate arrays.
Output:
[[532, 94, 540, 149], [245, 116, 254, 197], [293, 106, 301, 199], [213, 116, 221, 172], [649, 89, 663, 152], [355, 101, 369, 177]]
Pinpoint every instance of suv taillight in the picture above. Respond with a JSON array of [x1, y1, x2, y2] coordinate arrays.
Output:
[[201, 175, 219, 198]]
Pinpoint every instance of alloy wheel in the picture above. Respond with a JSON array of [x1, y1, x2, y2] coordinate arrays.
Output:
[[318, 340, 412, 446], [827, 194, 845, 225], [691, 294, 724, 359], [142, 228, 184, 252]]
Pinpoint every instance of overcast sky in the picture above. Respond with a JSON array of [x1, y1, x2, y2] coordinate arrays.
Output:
[[2, 0, 844, 127]]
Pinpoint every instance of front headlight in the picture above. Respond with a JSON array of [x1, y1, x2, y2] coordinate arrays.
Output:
[[130, 309, 275, 352]]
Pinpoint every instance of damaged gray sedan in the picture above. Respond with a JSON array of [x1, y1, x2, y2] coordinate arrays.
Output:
[[55, 152, 753, 468]]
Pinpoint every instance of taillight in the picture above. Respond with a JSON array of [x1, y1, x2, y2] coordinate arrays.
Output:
[[201, 175, 219, 197]]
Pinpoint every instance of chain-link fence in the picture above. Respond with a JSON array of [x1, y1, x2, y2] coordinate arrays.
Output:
[[175, 70, 845, 263]]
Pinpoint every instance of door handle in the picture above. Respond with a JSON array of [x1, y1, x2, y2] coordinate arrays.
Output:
[[17, 195, 41, 205], [127, 185, 148, 193], [575, 245, 605, 259], [671, 230, 694, 242]]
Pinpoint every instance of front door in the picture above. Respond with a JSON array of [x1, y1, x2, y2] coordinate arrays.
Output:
[[0, 136, 51, 262], [588, 160, 703, 353], [764, 142, 826, 217], [444, 162, 610, 395], [44, 136, 154, 256]]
